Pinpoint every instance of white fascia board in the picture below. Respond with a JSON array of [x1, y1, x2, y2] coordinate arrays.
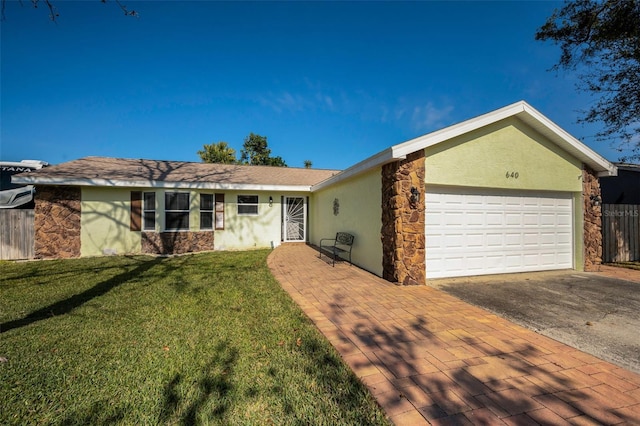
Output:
[[11, 176, 314, 192], [391, 101, 527, 159], [310, 102, 536, 192], [311, 148, 398, 192], [519, 103, 617, 177], [392, 100, 616, 177]]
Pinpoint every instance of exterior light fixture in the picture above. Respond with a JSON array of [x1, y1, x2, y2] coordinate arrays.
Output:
[[269, 196, 273, 207], [590, 194, 602, 207], [410, 187, 420, 205]]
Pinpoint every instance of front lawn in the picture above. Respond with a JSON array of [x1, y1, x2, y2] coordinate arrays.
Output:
[[0, 251, 389, 425]]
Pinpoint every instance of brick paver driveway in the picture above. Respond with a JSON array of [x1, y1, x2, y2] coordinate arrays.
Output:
[[268, 244, 640, 425]]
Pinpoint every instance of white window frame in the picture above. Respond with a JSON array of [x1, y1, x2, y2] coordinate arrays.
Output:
[[143, 192, 156, 231], [200, 193, 214, 230], [215, 193, 225, 230], [237, 195, 259, 215], [165, 192, 190, 231]]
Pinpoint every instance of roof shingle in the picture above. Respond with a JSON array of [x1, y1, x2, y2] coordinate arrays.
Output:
[[14, 156, 341, 190]]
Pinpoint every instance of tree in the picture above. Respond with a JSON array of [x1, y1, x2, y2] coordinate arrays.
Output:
[[303, 160, 313, 169], [239, 133, 287, 167], [266, 156, 288, 167], [535, 0, 640, 160], [1, 0, 138, 21], [198, 141, 237, 164]]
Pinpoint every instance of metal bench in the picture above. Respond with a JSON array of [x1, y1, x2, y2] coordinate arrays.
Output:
[[319, 232, 355, 267]]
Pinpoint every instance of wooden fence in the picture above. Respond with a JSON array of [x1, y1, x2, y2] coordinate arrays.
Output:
[[0, 209, 35, 260], [602, 204, 640, 263]]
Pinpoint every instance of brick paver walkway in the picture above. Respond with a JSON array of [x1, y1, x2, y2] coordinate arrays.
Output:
[[268, 244, 640, 425], [597, 264, 640, 284]]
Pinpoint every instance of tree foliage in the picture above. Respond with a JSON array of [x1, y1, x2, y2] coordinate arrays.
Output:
[[239, 133, 288, 167], [198, 134, 288, 167], [535, 0, 640, 160], [1, 0, 138, 21], [198, 142, 237, 164]]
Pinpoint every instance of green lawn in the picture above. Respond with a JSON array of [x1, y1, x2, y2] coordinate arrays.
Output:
[[0, 251, 389, 425]]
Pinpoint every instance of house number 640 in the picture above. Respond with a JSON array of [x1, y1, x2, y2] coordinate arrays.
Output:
[[505, 171, 519, 179]]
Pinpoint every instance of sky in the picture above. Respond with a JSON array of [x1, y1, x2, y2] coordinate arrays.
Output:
[[1, 1, 631, 170]]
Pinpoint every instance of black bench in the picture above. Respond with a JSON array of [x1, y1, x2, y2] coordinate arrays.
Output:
[[319, 232, 355, 267]]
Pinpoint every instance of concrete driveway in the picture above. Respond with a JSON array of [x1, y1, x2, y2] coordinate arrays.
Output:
[[429, 270, 640, 374]]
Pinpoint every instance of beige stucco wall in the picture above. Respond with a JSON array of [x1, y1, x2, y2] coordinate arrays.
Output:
[[309, 168, 383, 276], [424, 117, 583, 192], [81, 188, 291, 256], [424, 116, 585, 271], [81, 187, 141, 256], [213, 192, 298, 251]]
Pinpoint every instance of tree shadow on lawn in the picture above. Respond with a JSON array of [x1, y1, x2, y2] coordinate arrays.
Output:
[[159, 341, 239, 425], [0, 256, 165, 334], [322, 289, 638, 425], [56, 341, 238, 425]]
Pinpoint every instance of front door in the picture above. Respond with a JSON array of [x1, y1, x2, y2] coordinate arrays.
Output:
[[283, 197, 306, 242]]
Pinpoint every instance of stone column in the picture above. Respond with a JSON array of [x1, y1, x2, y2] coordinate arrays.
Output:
[[583, 167, 603, 271], [381, 150, 426, 285], [34, 186, 81, 259]]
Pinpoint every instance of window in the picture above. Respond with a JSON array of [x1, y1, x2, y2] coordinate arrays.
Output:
[[215, 194, 224, 230], [200, 194, 213, 230], [165, 192, 190, 230], [143, 192, 156, 230], [237, 195, 258, 215]]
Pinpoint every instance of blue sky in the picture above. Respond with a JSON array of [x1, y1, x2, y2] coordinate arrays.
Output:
[[1, 1, 629, 169]]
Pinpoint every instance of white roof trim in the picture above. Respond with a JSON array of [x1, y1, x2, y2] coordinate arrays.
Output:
[[12, 176, 314, 192], [311, 148, 399, 191], [394, 101, 616, 177], [313, 100, 617, 191]]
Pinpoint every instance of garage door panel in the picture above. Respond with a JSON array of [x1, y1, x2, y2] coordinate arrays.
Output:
[[467, 233, 484, 247], [523, 233, 540, 246], [539, 232, 557, 245], [486, 233, 504, 247], [506, 254, 524, 267], [466, 212, 484, 226], [425, 214, 442, 227], [444, 235, 464, 248], [540, 214, 557, 226], [523, 214, 539, 226], [486, 195, 504, 205], [505, 213, 522, 225], [524, 253, 543, 267], [444, 212, 465, 226], [557, 214, 572, 226], [426, 190, 574, 279], [486, 213, 503, 225], [505, 233, 523, 246]]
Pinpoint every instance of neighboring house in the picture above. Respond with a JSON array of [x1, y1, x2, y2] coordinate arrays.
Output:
[[600, 163, 640, 204], [14, 101, 617, 283]]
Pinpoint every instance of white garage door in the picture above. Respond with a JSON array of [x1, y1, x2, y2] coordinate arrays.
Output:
[[426, 189, 573, 279]]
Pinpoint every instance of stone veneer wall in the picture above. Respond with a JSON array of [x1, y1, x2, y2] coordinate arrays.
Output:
[[583, 166, 603, 271], [381, 150, 426, 285], [141, 231, 214, 255], [35, 186, 81, 259]]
